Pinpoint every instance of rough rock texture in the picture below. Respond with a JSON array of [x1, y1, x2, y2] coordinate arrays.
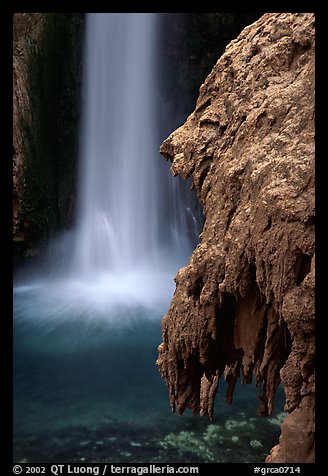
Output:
[[13, 13, 46, 240], [13, 13, 82, 257], [157, 13, 315, 463]]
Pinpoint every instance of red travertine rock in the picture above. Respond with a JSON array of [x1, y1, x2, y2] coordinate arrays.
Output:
[[157, 13, 314, 463]]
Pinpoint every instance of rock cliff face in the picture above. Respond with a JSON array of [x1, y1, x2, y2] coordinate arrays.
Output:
[[157, 13, 315, 463], [13, 13, 83, 257], [13, 13, 46, 244]]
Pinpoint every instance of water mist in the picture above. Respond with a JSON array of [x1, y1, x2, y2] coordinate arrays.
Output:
[[14, 13, 201, 321]]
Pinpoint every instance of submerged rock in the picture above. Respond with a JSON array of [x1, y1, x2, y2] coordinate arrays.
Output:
[[157, 13, 314, 463]]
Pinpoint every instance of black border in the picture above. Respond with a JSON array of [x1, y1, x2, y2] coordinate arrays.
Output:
[[5, 4, 322, 471]]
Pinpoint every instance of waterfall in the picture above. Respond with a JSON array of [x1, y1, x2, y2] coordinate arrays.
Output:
[[14, 13, 201, 314], [74, 14, 160, 275], [71, 13, 200, 284]]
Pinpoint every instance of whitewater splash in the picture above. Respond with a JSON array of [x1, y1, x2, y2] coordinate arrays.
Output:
[[74, 13, 161, 275], [14, 13, 201, 320]]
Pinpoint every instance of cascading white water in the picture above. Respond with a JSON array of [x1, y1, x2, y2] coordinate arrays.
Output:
[[74, 14, 161, 275], [14, 13, 201, 316], [71, 12, 199, 285]]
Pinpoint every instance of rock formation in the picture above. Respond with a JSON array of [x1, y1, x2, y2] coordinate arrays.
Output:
[[157, 13, 315, 463], [13, 13, 46, 243], [13, 13, 82, 257]]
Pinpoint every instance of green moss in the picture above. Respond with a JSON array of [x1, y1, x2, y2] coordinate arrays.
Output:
[[20, 13, 84, 249]]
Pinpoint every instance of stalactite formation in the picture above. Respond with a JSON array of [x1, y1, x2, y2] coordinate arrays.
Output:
[[157, 13, 315, 463]]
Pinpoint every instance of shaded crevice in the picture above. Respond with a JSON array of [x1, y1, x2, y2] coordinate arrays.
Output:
[[263, 216, 272, 232], [295, 252, 312, 286], [260, 305, 292, 414], [195, 156, 213, 191], [187, 276, 204, 300], [225, 205, 237, 231], [215, 292, 237, 353], [175, 353, 204, 415], [305, 216, 315, 227], [290, 39, 312, 69], [195, 97, 212, 113]]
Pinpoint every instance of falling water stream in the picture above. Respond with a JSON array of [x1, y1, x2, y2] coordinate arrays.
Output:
[[13, 13, 285, 463], [75, 13, 168, 275]]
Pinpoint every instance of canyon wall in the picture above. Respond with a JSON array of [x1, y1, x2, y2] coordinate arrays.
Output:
[[13, 13, 45, 250], [157, 13, 315, 463], [13, 13, 83, 258]]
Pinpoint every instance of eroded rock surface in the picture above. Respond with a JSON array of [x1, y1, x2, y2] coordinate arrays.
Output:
[[13, 13, 46, 240], [13, 14, 82, 256], [157, 13, 315, 463]]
